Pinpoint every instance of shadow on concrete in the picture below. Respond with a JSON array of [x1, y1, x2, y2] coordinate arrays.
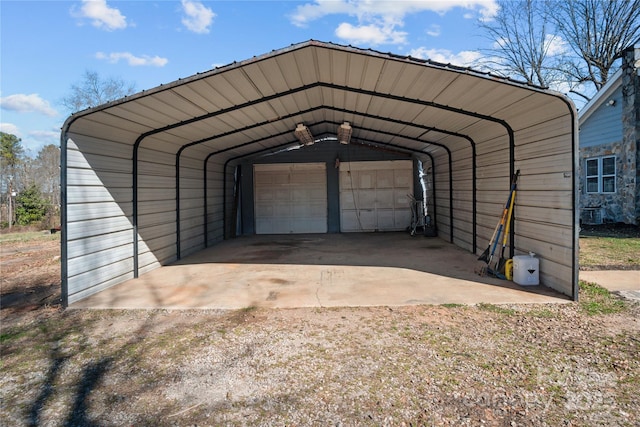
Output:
[[72, 233, 569, 309]]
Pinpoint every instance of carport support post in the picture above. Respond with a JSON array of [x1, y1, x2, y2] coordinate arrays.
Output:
[[176, 149, 183, 260], [509, 128, 515, 261], [60, 133, 69, 308]]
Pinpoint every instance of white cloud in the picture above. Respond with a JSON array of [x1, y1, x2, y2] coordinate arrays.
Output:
[[181, 0, 215, 34], [290, 0, 497, 46], [0, 123, 20, 136], [290, 0, 353, 27], [96, 52, 168, 67], [29, 130, 60, 142], [0, 94, 58, 117], [426, 24, 441, 37], [545, 34, 568, 56], [73, 0, 128, 31], [408, 47, 483, 67], [291, 0, 499, 26], [336, 22, 408, 46]]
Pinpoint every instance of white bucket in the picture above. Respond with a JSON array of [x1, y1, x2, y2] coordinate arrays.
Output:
[[513, 253, 539, 286]]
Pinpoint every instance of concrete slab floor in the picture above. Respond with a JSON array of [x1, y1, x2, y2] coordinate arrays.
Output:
[[71, 233, 570, 309]]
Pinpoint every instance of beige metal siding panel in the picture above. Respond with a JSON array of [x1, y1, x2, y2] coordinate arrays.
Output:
[[67, 258, 132, 291], [68, 268, 133, 305], [67, 149, 131, 173], [138, 211, 175, 228], [138, 246, 176, 270], [67, 169, 130, 187], [517, 135, 572, 160], [515, 152, 573, 175], [539, 263, 573, 297], [138, 148, 175, 165], [69, 120, 141, 144], [68, 244, 133, 276], [516, 220, 573, 249], [140, 234, 175, 255], [67, 216, 132, 241], [67, 186, 131, 204], [507, 102, 571, 132], [517, 206, 573, 227], [516, 190, 573, 210], [516, 233, 574, 266], [515, 116, 572, 144], [67, 136, 131, 159], [67, 201, 132, 222], [67, 230, 131, 259], [137, 162, 174, 179], [137, 222, 176, 241]]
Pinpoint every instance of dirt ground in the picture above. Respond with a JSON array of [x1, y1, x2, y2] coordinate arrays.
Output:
[[0, 235, 60, 311], [1, 231, 639, 426]]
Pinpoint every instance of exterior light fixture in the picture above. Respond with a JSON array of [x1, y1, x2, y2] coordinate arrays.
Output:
[[338, 121, 352, 144], [294, 123, 315, 146], [607, 99, 616, 106]]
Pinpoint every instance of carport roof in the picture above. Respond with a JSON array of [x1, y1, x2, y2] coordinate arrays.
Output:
[[62, 39, 575, 162]]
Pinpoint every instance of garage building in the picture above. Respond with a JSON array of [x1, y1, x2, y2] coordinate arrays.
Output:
[[61, 41, 579, 306]]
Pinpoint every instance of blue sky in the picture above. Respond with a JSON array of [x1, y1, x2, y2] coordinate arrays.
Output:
[[1, 0, 502, 155]]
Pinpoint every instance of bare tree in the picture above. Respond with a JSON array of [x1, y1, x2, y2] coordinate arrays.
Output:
[[61, 70, 136, 113], [33, 144, 60, 209], [479, 0, 562, 88], [552, 0, 640, 95], [479, 0, 640, 102], [1, 132, 24, 227]]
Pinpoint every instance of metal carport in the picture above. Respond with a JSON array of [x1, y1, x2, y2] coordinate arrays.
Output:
[[61, 40, 578, 307]]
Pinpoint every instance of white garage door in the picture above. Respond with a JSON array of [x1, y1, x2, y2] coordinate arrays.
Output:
[[254, 163, 327, 234], [340, 160, 413, 232]]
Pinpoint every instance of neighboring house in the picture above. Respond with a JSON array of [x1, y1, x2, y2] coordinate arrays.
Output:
[[578, 45, 640, 225]]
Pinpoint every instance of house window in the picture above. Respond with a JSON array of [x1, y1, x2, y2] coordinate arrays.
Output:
[[585, 156, 616, 193]]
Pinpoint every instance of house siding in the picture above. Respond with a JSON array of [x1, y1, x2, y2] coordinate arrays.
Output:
[[579, 86, 623, 148]]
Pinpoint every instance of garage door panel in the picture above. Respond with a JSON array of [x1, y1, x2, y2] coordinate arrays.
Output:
[[274, 203, 291, 217], [376, 189, 395, 208], [376, 170, 394, 188], [254, 163, 327, 234], [395, 170, 411, 187], [256, 190, 274, 202], [395, 211, 410, 229], [255, 204, 275, 217], [357, 189, 376, 208], [358, 171, 376, 189], [377, 210, 396, 229], [274, 189, 289, 201], [339, 160, 413, 232], [340, 192, 356, 209], [341, 211, 359, 231], [394, 190, 410, 208], [359, 210, 376, 230]]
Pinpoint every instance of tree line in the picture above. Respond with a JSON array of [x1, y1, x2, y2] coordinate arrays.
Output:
[[1, 132, 60, 229]]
